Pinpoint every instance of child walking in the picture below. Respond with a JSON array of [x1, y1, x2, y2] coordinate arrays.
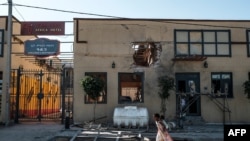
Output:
[[153, 113, 173, 141]]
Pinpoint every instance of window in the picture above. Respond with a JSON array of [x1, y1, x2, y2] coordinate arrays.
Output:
[[0, 29, 4, 57], [175, 30, 231, 57], [84, 72, 107, 104], [247, 30, 250, 57], [211, 72, 233, 98], [118, 72, 144, 104], [132, 42, 162, 67]]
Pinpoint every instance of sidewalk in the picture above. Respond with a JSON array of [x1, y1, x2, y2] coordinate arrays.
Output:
[[0, 121, 67, 141], [170, 124, 224, 141], [0, 122, 224, 141]]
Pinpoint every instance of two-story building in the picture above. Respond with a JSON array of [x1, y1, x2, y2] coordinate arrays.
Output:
[[73, 18, 250, 126]]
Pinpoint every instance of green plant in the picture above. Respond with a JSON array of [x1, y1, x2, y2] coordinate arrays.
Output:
[[242, 80, 250, 99], [158, 75, 175, 116], [80, 75, 105, 122]]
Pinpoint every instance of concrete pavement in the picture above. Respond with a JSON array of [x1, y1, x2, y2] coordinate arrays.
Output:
[[0, 121, 224, 141], [0, 121, 67, 141]]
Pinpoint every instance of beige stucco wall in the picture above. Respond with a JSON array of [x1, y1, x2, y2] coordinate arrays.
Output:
[[0, 17, 8, 123], [73, 19, 250, 125]]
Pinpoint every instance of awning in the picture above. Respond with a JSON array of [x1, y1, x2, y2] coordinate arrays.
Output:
[[172, 55, 207, 61]]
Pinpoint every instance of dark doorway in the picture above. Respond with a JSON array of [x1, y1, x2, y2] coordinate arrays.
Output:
[[175, 73, 201, 116]]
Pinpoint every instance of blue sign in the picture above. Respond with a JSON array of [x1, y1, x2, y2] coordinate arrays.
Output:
[[24, 38, 60, 56]]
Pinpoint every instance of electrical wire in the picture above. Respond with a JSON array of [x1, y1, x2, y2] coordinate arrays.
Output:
[[12, 3, 126, 19], [1, 3, 249, 29], [13, 5, 25, 21], [0, 2, 7, 5], [2, 2, 250, 47]]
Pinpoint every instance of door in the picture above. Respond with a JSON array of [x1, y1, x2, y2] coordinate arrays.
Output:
[[175, 73, 201, 116]]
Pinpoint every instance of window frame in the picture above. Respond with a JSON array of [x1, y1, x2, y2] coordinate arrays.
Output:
[[247, 30, 250, 57], [0, 29, 4, 57], [118, 72, 144, 104], [0, 71, 2, 95], [84, 72, 107, 104], [211, 72, 233, 98], [174, 30, 231, 57]]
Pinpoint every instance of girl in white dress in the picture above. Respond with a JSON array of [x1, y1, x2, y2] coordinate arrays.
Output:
[[153, 113, 173, 141]]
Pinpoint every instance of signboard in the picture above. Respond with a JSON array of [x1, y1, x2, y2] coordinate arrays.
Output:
[[24, 38, 60, 56], [21, 22, 65, 35]]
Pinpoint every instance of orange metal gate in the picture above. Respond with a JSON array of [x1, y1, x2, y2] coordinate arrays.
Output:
[[10, 68, 73, 123]]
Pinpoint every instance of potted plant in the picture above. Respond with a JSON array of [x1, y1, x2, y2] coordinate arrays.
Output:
[[242, 80, 250, 99], [158, 75, 175, 116], [80, 75, 105, 122]]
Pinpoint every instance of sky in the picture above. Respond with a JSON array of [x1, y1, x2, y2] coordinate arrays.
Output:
[[0, 0, 249, 20], [1, 0, 250, 59]]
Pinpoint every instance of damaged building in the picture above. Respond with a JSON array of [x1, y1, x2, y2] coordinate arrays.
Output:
[[73, 18, 250, 126]]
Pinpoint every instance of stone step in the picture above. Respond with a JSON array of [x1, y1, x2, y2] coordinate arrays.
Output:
[[182, 116, 205, 125]]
